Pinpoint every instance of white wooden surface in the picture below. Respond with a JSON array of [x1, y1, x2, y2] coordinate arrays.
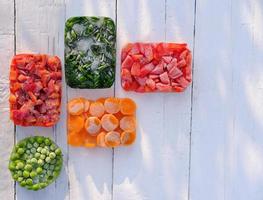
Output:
[[0, 0, 263, 200]]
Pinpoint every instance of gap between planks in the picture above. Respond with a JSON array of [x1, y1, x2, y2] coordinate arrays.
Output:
[[187, 0, 197, 200], [13, 0, 17, 199]]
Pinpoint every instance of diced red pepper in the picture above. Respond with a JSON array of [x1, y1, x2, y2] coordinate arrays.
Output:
[[121, 43, 192, 92]]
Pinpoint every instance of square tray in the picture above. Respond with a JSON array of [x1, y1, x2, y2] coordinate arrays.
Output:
[[121, 43, 192, 92], [65, 16, 116, 89], [9, 54, 62, 126]]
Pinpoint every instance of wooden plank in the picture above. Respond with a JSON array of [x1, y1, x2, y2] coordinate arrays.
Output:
[[0, 0, 14, 35], [0, 35, 15, 200], [224, 0, 263, 199], [114, 0, 194, 199], [15, 0, 68, 199], [189, 0, 233, 199], [114, 2, 165, 199], [164, 0, 195, 199], [0, 0, 15, 199], [65, 1, 116, 199]]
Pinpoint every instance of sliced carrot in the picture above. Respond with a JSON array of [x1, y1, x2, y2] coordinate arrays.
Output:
[[120, 98, 136, 115], [104, 97, 120, 114], [120, 116, 136, 132], [85, 117, 101, 136], [68, 98, 85, 115], [97, 131, 107, 147], [97, 98, 106, 104], [114, 112, 124, 121], [121, 131, 136, 146], [81, 129, 97, 148], [89, 101, 105, 117], [101, 114, 119, 131], [84, 99, 90, 112], [68, 131, 84, 146], [105, 131, 121, 148], [68, 115, 85, 133]]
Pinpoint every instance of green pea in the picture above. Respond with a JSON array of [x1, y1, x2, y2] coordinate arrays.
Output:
[[24, 164, 32, 171], [41, 149, 47, 155], [17, 177, 24, 182], [31, 158, 37, 164], [32, 184, 40, 191], [44, 164, 49, 170], [50, 159, 56, 165], [17, 148, 25, 155], [55, 165, 61, 171], [23, 171, 30, 178], [30, 148, 36, 154], [36, 137, 44, 144], [36, 167, 43, 174], [49, 152, 56, 159], [33, 142, 39, 148], [17, 170, 23, 176], [37, 159, 44, 166], [12, 174, 19, 180], [9, 162, 16, 171], [45, 157, 51, 163], [50, 144, 56, 151], [40, 143, 45, 148], [49, 165, 55, 171], [26, 178, 33, 185], [27, 143, 32, 149], [39, 182, 47, 188], [26, 159, 32, 165], [44, 139, 51, 146], [55, 148, 62, 156], [29, 137, 35, 144], [26, 150, 31, 155], [37, 147, 43, 153], [53, 171, 59, 177], [30, 171, 37, 178], [11, 153, 19, 160], [34, 152, 41, 159], [18, 141, 26, 148], [20, 180, 26, 187], [16, 162, 24, 170], [40, 154, 46, 160], [56, 158, 63, 165], [47, 170, 52, 176]]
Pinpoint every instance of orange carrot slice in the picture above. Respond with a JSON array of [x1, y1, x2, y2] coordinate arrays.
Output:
[[120, 116, 136, 132], [68, 115, 85, 133], [68, 131, 84, 146], [120, 98, 136, 115], [121, 131, 136, 146], [97, 97, 106, 104], [104, 97, 120, 114], [81, 129, 97, 148], [68, 98, 85, 115], [89, 101, 105, 117], [84, 100, 90, 112], [97, 131, 107, 147], [101, 114, 119, 131], [84, 117, 101, 136], [105, 131, 121, 148]]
